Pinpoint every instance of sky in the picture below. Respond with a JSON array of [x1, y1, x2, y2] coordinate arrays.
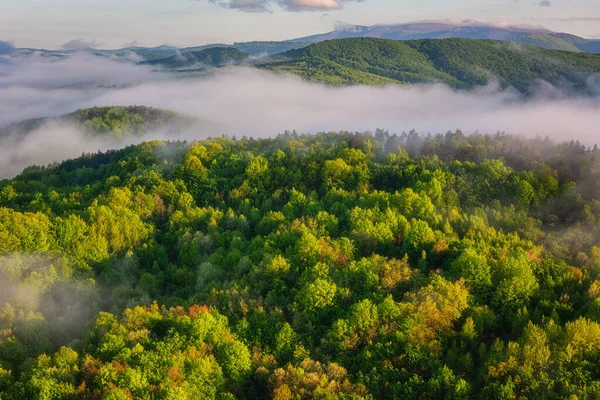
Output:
[[1, 0, 599, 49]]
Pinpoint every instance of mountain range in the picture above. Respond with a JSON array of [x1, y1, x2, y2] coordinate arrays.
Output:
[[7, 36, 600, 97], [8, 21, 600, 64], [3, 22, 600, 98], [12, 41, 309, 62], [290, 21, 600, 53]]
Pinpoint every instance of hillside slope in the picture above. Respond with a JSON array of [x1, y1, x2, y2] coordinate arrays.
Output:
[[261, 37, 600, 92]]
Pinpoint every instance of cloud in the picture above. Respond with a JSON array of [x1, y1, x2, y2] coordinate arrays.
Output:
[[109, 51, 145, 63], [545, 17, 600, 22], [539, 0, 551, 7], [0, 122, 136, 178], [123, 40, 140, 48], [0, 41, 15, 55], [0, 253, 101, 346], [333, 20, 358, 30], [0, 56, 600, 178], [0, 54, 159, 129], [208, 0, 363, 12], [325, 19, 550, 35], [0, 53, 156, 91], [280, 0, 361, 11], [208, 0, 272, 11], [61, 39, 101, 50]]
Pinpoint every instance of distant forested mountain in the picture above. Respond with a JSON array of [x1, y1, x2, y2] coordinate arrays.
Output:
[[260, 37, 600, 92]]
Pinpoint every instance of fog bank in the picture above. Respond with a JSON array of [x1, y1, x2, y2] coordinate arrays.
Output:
[[1, 55, 599, 178]]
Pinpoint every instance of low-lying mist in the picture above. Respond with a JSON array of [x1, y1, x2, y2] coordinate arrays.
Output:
[[1, 54, 599, 178], [0, 120, 221, 178], [0, 253, 100, 347]]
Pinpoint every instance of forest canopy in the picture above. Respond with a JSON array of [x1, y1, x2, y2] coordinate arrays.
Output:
[[1, 128, 600, 398]]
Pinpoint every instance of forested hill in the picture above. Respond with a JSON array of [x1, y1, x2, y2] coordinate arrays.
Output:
[[260, 37, 600, 92], [2, 129, 600, 398], [0, 106, 197, 139], [142, 47, 250, 69]]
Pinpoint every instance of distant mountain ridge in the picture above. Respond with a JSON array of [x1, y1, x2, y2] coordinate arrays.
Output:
[[288, 21, 600, 53], [12, 41, 311, 63], [8, 21, 600, 65]]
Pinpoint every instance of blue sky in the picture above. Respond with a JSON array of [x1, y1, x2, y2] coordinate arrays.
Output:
[[1, 0, 599, 49]]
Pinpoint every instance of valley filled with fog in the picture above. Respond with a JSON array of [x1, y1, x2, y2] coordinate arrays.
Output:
[[1, 53, 599, 178]]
